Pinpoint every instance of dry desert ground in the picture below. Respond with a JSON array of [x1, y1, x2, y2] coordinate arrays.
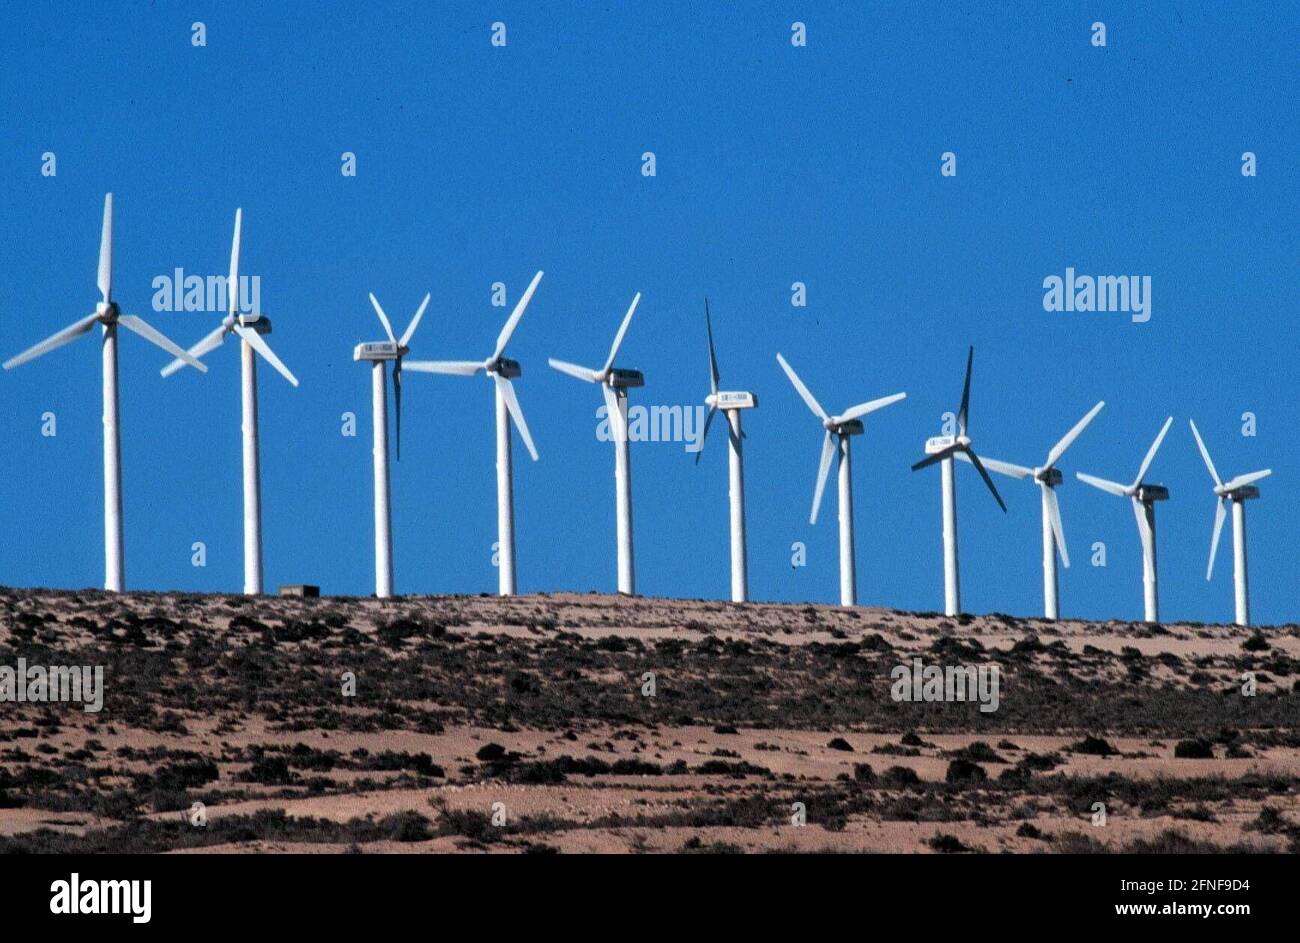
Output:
[[0, 587, 1297, 853]]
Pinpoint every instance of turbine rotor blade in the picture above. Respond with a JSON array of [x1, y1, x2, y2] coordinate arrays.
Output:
[[496, 374, 538, 461], [1046, 484, 1069, 568], [601, 383, 624, 444], [1222, 469, 1271, 492], [694, 405, 717, 466], [966, 449, 1008, 512], [492, 271, 543, 360], [401, 360, 482, 376], [98, 193, 113, 303], [956, 451, 1034, 479], [601, 292, 641, 374], [836, 392, 907, 424], [234, 323, 299, 386], [811, 430, 835, 525], [548, 358, 601, 383], [1133, 415, 1173, 488], [1045, 400, 1105, 468], [1207, 497, 1227, 580], [776, 353, 829, 421], [1076, 471, 1129, 497], [368, 293, 397, 343], [1188, 419, 1222, 488], [1132, 495, 1155, 564], [704, 298, 720, 396], [957, 346, 973, 436], [911, 445, 957, 472], [393, 360, 402, 461], [227, 208, 242, 318], [3, 312, 100, 370], [118, 315, 207, 371], [399, 293, 431, 348], [161, 321, 228, 377]]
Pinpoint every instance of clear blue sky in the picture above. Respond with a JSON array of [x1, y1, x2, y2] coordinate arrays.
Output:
[[0, 3, 1295, 624]]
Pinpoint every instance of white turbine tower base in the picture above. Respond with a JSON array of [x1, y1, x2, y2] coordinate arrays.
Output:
[[161, 208, 300, 596], [613, 390, 635, 595], [776, 352, 905, 609], [1077, 415, 1174, 624], [695, 300, 758, 603], [102, 323, 124, 592], [939, 453, 959, 616], [371, 361, 393, 597], [549, 291, 645, 596], [726, 409, 748, 602], [354, 290, 432, 598], [4, 193, 207, 593], [1189, 419, 1270, 627], [911, 347, 1008, 618], [402, 271, 544, 597]]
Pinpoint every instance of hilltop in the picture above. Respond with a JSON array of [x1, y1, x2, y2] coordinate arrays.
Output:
[[0, 587, 1297, 853]]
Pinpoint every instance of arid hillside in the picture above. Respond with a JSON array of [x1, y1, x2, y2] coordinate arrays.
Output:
[[1, 587, 1297, 853]]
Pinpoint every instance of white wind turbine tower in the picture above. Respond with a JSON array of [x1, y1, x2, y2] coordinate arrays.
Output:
[[548, 292, 644, 594], [353, 290, 432, 598], [952, 402, 1105, 619], [695, 300, 758, 603], [3, 193, 206, 591], [402, 271, 544, 596], [1076, 416, 1174, 623], [1188, 419, 1271, 626], [160, 208, 299, 595], [909, 347, 1009, 617], [776, 352, 906, 607]]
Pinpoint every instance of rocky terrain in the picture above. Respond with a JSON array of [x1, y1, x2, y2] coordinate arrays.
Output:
[[0, 587, 1297, 853]]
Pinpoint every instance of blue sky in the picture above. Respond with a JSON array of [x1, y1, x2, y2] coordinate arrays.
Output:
[[0, 3, 1295, 624]]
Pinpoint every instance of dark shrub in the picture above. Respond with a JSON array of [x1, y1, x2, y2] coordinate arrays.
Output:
[[1173, 738, 1214, 759], [945, 759, 986, 784], [1067, 736, 1118, 757]]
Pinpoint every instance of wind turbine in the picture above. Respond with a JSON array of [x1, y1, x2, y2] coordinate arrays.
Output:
[[1076, 416, 1173, 623], [402, 271, 544, 596], [695, 300, 758, 603], [953, 401, 1105, 619], [548, 292, 644, 594], [776, 352, 905, 607], [3, 193, 206, 592], [160, 208, 299, 595], [353, 290, 432, 598], [909, 347, 1008, 617], [1188, 419, 1271, 626]]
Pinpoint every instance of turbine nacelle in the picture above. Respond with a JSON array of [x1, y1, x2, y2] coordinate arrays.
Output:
[[490, 357, 522, 379], [96, 301, 119, 321], [608, 367, 644, 389], [1223, 484, 1260, 501], [832, 418, 864, 436], [238, 313, 272, 334], [353, 340, 406, 362], [1136, 483, 1169, 503], [706, 390, 757, 410], [1035, 466, 1064, 486]]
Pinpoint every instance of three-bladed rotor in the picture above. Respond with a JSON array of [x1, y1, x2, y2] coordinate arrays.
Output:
[[548, 292, 645, 442], [954, 400, 1105, 566], [695, 299, 757, 464], [909, 347, 1006, 513], [4, 194, 208, 374], [402, 270, 545, 461], [1188, 419, 1271, 580], [354, 291, 431, 460], [160, 208, 299, 386], [776, 352, 906, 524]]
